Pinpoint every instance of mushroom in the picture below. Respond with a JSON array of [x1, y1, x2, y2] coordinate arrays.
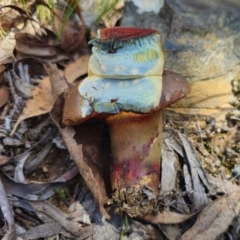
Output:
[[63, 27, 191, 217]]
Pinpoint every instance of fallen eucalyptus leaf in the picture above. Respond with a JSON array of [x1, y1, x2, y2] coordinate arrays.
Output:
[[161, 133, 178, 194], [11, 77, 54, 135], [181, 191, 240, 240], [27, 201, 93, 237], [0, 31, 16, 65], [0, 174, 16, 240], [0, 170, 64, 201], [12, 70, 35, 99], [64, 54, 90, 84], [15, 32, 70, 62], [141, 210, 200, 224], [18, 222, 62, 240], [206, 173, 240, 194], [50, 120, 110, 219], [14, 151, 32, 183], [178, 132, 210, 211], [0, 82, 9, 108]]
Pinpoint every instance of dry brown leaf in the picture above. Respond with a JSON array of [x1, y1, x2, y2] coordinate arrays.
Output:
[[141, 210, 200, 224], [181, 191, 240, 240], [206, 174, 240, 194], [64, 55, 90, 84], [28, 201, 93, 237], [54, 1, 86, 53], [55, 126, 110, 220], [11, 77, 53, 135], [15, 32, 69, 62], [0, 65, 6, 74], [0, 155, 11, 166], [0, 5, 22, 31], [11, 63, 68, 135], [0, 31, 16, 65], [0, 83, 9, 108], [0, 65, 9, 108], [102, 0, 125, 27]]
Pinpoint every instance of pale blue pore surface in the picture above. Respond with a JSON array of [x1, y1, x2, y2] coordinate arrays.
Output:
[[89, 34, 163, 78], [79, 76, 162, 117]]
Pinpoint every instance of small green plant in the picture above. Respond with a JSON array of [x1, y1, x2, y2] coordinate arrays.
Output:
[[119, 214, 129, 240], [36, 1, 54, 25], [54, 187, 67, 199], [53, 0, 83, 43]]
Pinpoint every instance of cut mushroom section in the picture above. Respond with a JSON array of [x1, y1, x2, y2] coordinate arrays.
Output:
[[63, 27, 191, 217]]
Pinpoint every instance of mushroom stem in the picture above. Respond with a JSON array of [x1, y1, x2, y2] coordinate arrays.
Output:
[[106, 110, 162, 216]]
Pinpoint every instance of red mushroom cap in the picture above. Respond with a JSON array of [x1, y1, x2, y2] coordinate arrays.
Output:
[[99, 27, 159, 41]]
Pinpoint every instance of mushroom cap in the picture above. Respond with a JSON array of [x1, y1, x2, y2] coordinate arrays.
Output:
[[99, 27, 159, 41], [159, 70, 191, 109], [62, 27, 190, 126], [62, 70, 190, 126]]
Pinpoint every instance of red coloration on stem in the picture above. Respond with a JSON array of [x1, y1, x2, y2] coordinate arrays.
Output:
[[106, 110, 163, 198], [100, 27, 158, 41], [111, 157, 160, 190]]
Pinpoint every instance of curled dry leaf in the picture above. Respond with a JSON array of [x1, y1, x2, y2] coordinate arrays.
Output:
[[18, 222, 62, 240], [10, 77, 53, 135], [12, 70, 35, 99], [11, 63, 68, 135], [27, 201, 93, 237], [141, 210, 200, 224], [161, 134, 179, 194], [0, 31, 16, 65], [0, 174, 16, 240], [0, 170, 65, 201], [15, 32, 70, 62], [0, 82, 9, 108], [64, 55, 90, 84], [178, 132, 210, 211], [0, 65, 9, 107], [14, 57, 47, 79], [51, 117, 110, 220], [181, 191, 240, 240], [206, 174, 240, 194], [0, 5, 21, 31]]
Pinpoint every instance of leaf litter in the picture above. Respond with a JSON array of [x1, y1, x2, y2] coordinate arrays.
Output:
[[0, 0, 239, 239]]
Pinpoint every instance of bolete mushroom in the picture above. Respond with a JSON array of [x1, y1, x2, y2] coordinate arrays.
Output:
[[63, 27, 190, 217]]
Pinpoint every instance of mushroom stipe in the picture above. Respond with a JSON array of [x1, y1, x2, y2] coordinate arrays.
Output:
[[63, 27, 191, 217]]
